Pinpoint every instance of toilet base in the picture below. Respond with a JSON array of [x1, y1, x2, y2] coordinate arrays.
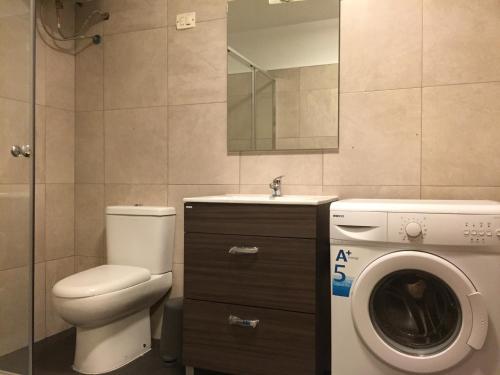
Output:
[[73, 309, 151, 374]]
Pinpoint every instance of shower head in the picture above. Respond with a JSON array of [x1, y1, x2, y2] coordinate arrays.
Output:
[[40, 0, 110, 45]]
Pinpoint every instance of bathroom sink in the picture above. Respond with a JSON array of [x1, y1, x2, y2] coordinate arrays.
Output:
[[184, 194, 338, 206]]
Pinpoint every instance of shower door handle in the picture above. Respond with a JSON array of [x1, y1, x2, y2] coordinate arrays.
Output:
[[11, 145, 32, 158]]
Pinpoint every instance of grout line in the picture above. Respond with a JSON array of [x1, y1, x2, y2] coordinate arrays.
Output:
[[74, 102, 227, 113], [340, 79, 500, 96]]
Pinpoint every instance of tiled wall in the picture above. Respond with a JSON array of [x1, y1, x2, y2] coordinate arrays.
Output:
[[74, 1, 169, 289], [74, 0, 500, 305], [34, 2, 77, 344], [274, 64, 339, 149], [0, 1, 32, 355], [0, 1, 76, 355]]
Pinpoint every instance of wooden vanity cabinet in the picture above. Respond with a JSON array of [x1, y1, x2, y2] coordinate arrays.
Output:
[[182, 202, 331, 375]]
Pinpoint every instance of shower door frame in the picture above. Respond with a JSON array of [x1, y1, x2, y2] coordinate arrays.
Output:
[[28, 0, 36, 373]]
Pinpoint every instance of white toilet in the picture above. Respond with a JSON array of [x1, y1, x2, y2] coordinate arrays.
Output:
[[52, 206, 176, 374]]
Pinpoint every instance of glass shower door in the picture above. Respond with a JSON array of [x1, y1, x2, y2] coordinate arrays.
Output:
[[0, 0, 35, 374]]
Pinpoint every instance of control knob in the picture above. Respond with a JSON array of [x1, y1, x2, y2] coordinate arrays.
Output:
[[405, 222, 422, 238]]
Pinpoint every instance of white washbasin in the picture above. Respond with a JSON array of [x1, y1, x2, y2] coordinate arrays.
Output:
[[183, 194, 338, 206]]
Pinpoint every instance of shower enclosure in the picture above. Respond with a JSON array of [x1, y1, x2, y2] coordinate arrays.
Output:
[[0, 0, 35, 374], [227, 47, 275, 152]]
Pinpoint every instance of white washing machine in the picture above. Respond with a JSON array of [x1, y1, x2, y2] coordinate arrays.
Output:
[[330, 199, 500, 375]]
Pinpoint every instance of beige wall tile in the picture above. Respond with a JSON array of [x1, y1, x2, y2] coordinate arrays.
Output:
[[0, 267, 29, 356], [45, 257, 74, 337], [76, 43, 103, 111], [297, 136, 338, 150], [45, 107, 74, 183], [76, 184, 105, 258], [228, 94, 252, 140], [170, 262, 184, 298], [276, 91, 300, 138], [105, 184, 168, 206], [167, 184, 239, 264], [228, 72, 252, 97], [240, 184, 324, 196], [45, 47, 75, 111], [275, 138, 300, 150], [423, 0, 500, 86], [0, 1, 31, 17], [0, 14, 30, 102], [324, 89, 421, 186], [167, 0, 226, 25], [0, 97, 30, 184], [104, 28, 167, 109], [76, 255, 105, 272], [323, 185, 421, 199], [421, 186, 500, 201], [35, 184, 46, 264], [422, 83, 500, 186], [45, 184, 74, 260], [168, 103, 239, 184], [101, 0, 167, 35], [34, 262, 46, 342], [272, 68, 300, 93], [240, 153, 323, 186], [0, 185, 30, 271], [300, 89, 338, 137], [167, 19, 226, 105], [300, 64, 338, 91], [36, 34, 46, 106], [340, 0, 422, 92], [105, 107, 167, 184], [35, 105, 46, 183], [76, 111, 104, 183]]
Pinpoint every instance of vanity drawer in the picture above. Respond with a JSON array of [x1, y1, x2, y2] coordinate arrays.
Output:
[[184, 203, 317, 238], [183, 299, 315, 375], [184, 233, 316, 313]]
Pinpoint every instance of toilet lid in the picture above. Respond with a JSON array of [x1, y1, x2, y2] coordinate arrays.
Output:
[[52, 265, 151, 299]]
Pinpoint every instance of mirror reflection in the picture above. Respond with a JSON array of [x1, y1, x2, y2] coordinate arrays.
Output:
[[228, 0, 340, 152]]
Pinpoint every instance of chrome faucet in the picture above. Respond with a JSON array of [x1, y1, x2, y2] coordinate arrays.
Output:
[[269, 175, 284, 197]]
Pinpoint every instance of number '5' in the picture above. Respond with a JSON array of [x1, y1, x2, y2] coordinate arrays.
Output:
[[333, 264, 346, 282]]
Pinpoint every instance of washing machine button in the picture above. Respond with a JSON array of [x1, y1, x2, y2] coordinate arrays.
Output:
[[405, 222, 422, 238]]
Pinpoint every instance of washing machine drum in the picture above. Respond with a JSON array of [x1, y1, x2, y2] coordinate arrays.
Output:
[[351, 251, 488, 374]]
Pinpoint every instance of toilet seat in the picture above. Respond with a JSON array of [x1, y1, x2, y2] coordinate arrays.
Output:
[[53, 265, 151, 299]]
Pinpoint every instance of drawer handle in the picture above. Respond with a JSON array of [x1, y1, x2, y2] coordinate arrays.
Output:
[[228, 314, 259, 328], [228, 246, 259, 255]]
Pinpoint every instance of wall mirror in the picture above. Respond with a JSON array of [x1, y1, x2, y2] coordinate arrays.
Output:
[[227, 0, 340, 152]]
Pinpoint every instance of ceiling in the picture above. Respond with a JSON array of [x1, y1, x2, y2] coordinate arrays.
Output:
[[228, 0, 340, 33]]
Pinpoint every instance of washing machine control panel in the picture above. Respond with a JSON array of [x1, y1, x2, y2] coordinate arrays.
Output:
[[388, 213, 500, 246]]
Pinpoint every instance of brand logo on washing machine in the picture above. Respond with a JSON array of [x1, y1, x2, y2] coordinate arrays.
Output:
[[332, 249, 353, 298]]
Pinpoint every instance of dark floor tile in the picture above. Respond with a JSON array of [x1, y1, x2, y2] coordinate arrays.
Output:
[[1, 328, 185, 375]]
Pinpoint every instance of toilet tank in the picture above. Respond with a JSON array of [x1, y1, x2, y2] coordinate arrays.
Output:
[[106, 206, 176, 275]]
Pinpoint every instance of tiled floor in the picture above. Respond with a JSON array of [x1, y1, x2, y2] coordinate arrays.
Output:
[[0, 329, 185, 375]]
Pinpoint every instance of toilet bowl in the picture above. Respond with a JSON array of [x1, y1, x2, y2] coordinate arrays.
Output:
[[52, 206, 176, 374]]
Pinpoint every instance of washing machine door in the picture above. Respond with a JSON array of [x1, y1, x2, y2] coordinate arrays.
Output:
[[351, 251, 488, 374]]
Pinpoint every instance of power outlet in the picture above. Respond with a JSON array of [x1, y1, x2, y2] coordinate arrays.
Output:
[[176, 12, 196, 30]]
